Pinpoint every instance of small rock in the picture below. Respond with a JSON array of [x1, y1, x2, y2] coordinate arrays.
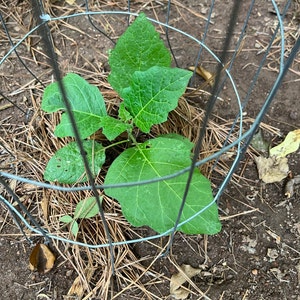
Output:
[[289, 110, 298, 120], [252, 269, 258, 275], [267, 248, 279, 260], [255, 42, 261, 49]]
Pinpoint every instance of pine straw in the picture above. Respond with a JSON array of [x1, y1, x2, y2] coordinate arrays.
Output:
[[0, 0, 292, 299], [1, 83, 281, 298]]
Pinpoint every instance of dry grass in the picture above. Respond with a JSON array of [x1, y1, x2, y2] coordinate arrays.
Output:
[[0, 90, 280, 299], [0, 0, 297, 299]]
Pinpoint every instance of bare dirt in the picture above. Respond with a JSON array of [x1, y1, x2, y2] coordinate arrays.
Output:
[[1, 0, 299, 299]]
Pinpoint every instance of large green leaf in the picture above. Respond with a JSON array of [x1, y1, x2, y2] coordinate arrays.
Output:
[[122, 66, 192, 133], [41, 73, 107, 139], [108, 13, 171, 94], [44, 140, 105, 184], [105, 135, 221, 234]]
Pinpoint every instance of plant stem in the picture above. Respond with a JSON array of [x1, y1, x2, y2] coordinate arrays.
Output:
[[128, 131, 139, 146], [103, 139, 130, 151]]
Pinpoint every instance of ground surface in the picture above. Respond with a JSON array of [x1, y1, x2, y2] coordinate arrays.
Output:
[[0, 0, 299, 299]]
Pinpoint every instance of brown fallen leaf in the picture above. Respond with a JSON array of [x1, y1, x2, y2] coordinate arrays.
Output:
[[67, 276, 84, 299], [254, 155, 289, 184], [68, 267, 95, 298], [188, 65, 214, 87], [170, 264, 202, 299], [29, 243, 56, 274]]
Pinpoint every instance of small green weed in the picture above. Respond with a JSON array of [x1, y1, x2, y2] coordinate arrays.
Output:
[[60, 197, 101, 236]]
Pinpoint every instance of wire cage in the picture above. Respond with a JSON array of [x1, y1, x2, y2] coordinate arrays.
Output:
[[0, 0, 299, 298]]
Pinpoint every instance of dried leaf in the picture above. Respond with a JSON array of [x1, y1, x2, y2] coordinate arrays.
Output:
[[170, 264, 202, 299], [254, 155, 289, 183], [68, 267, 95, 298], [23, 183, 37, 190], [254, 129, 300, 184], [67, 276, 85, 299], [41, 196, 49, 220], [270, 129, 300, 158], [9, 179, 17, 191], [29, 243, 56, 274], [188, 65, 214, 87]]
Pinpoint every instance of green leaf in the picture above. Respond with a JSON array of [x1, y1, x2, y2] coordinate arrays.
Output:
[[41, 73, 107, 139], [100, 115, 131, 141], [105, 135, 221, 234], [70, 221, 79, 236], [122, 66, 192, 133], [44, 140, 105, 184], [60, 216, 78, 236], [118, 102, 132, 122], [108, 13, 171, 93], [74, 197, 101, 219], [60, 215, 73, 223]]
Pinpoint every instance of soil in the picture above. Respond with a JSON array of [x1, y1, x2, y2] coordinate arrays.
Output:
[[1, 0, 299, 300]]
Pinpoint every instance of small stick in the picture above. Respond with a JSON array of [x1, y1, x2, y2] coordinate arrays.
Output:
[[0, 103, 13, 111]]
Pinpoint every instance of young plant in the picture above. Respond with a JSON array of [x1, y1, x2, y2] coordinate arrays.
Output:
[[60, 197, 100, 236], [42, 13, 221, 235]]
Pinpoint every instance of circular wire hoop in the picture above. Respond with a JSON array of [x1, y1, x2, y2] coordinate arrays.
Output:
[[0, 0, 296, 244], [0, 0, 299, 296]]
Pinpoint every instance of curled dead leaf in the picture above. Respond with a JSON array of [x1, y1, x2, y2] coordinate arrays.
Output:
[[68, 267, 95, 298], [254, 155, 289, 184], [188, 66, 214, 87], [170, 264, 202, 299], [254, 129, 300, 185], [67, 276, 85, 299], [29, 243, 56, 274]]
